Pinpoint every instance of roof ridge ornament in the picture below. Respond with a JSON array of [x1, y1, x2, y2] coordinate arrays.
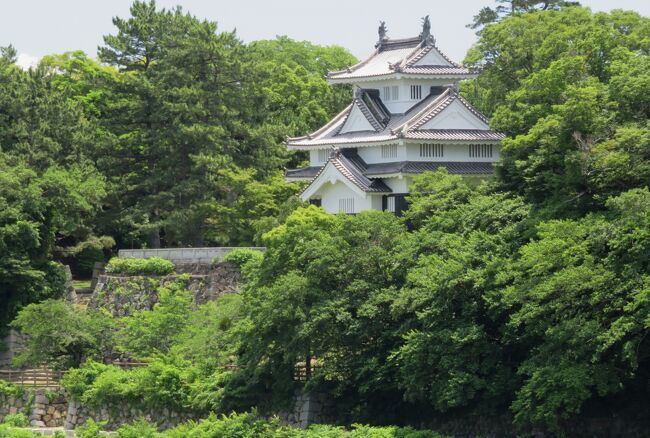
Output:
[[420, 15, 435, 45], [376, 21, 388, 49]]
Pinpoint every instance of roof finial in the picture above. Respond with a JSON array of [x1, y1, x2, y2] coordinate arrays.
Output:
[[376, 21, 388, 48], [420, 15, 434, 44]]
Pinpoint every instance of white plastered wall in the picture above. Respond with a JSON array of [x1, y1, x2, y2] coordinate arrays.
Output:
[[339, 105, 375, 134], [405, 142, 501, 162], [354, 79, 455, 114], [357, 143, 406, 163], [313, 181, 381, 214], [418, 100, 489, 130]]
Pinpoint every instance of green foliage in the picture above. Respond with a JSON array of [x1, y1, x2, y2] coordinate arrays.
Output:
[[0, 425, 39, 438], [464, 7, 650, 210], [10, 300, 115, 369], [222, 248, 264, 280], [0, 154, 104, 328], [155, 413, 449, 438], [116, 419, 158, 438], [0, 381, 24, 399], [1, 413, 28, 428], [62, 358, 198, 414], [118, 280, 193, 358], [76, 419, 106, 438], [106, 257, 174, 276]]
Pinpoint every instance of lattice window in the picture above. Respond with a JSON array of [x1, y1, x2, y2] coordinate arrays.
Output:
[[317, 149, 329, 163], [339, 198, 355, 214], [469, 144, 493, 158], [381, 144, 398, 159], [386, 196, 396, 213], [383, 86, 391, 101], [392, 86, 399, 100], [420, 143, 444, 158], [410, 85, 422, 100]]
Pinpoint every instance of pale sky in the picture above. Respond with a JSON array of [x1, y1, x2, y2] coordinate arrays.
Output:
[[2, 0, 649, 69]]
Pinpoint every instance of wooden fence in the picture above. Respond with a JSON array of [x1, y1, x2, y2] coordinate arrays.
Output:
[[0, 360, 316, 390], [0, 368, 63, 389]]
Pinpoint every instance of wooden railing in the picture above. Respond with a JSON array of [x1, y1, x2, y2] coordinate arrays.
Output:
[[0, 368, 63, 389]]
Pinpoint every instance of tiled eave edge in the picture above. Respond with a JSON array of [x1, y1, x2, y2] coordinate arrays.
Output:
[[287, 137, 502, 151], [327, 71, 478, 84]]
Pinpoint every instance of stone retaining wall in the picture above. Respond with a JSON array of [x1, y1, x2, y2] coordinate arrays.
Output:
[[64, 399, 196, 431], [118, 247, 264, 264], [90, 262, 241, 317], [0, 388, 67, 428]]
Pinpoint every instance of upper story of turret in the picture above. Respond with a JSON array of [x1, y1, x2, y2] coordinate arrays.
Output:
[[326, 16, 476, 113]]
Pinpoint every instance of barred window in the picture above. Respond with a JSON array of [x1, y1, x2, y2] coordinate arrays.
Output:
[[339, 198, 354, 214], [469, 144, 493, 158], [317, 149, 329, 163], [381, 144, 398, 159], [386, 196, 396, 213], [420, 143, 444, 158], [383, 86, 391, 101], [410, 85, 422, 100], [391, 85, 399, 100]]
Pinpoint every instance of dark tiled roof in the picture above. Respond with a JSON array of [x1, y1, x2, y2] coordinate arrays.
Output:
[[328, 35, 474, 82], [287, 88, 502, 148], [404, 129, 505, 141], [288, 157, 495, 182], [285, 166, 321, 179], [364, 161, 495, 175], [329, 153, 392, 193]]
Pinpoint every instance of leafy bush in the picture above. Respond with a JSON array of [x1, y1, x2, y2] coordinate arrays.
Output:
[[76, 419, 106, 438], [0, 425, 39, 437], [0, 381, 24, 398], [106, 257, 174, 275], [222, 248, 263, 267], [1, 413, 28, 427], [116, 419, 158, 438], [158, 413, 449, 437], [62, 358, 198, 413], [11, 300, 115, 369], [222, 248, 264, 281]]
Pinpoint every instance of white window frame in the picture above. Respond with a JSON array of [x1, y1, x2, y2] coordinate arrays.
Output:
[[381, 144, 398, 159], [339, 198, 355, 214]]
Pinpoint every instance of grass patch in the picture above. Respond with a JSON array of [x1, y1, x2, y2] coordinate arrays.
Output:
[[73, 279, 92, 290]]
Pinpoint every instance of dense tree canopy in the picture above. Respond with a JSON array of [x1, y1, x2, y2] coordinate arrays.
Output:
[[0, 0, 354, 325], [2, 2, 650, 436]]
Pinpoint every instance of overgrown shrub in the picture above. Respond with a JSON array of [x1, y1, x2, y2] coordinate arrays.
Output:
[[222, 248, 263, 267], [0, 424, 39, 437], [116, 419, 158, 438], [156, 413, 449, 437], [62, 358, 198, 413], [76, 419, 106, 438], [106, 257, 174, 276], [222, 248, 264, 280], [1, 413, 28, 427], [0, 381, 24, 399]]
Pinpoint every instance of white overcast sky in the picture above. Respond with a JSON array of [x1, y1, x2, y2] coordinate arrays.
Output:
[[2, 0, 649, 69]]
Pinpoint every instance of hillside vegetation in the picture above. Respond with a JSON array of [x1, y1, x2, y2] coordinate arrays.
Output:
[[1, 1, 649, 436]]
